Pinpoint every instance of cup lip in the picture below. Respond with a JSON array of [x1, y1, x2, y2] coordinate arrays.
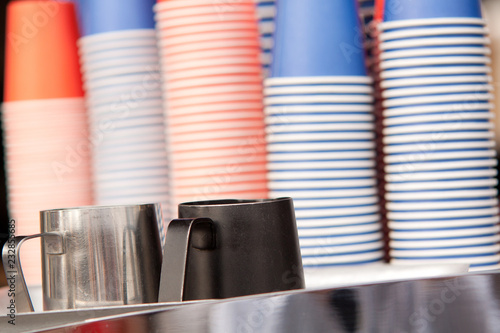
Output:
[[40, 203, 161, 214], [378, 17, 486, 31], [379, 26, 489, 42], [381, 74, 492, 89], [179, 197, 292, 207], [78, 29, 157, 46], [380, 37, 490, 51], [264, 76, 373, 86], [380, 46, 491, 61]]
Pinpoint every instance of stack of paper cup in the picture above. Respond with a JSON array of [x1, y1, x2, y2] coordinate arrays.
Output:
[[2, 1, 93, 287], [154, 0, 268, 212], [77, 0, 171, 232], [379, 0, 500, 272], [267, 0, 384, 269], [254, 0, 275, 77]]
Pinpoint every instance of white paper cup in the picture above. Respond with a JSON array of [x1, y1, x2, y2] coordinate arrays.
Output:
[[381, 66, 491, 79], [387, 198, 498, 211], [271, 188, 378, 200], [267, 141, 376, 151], [267, 150, 376, 161], [380, 37, 491, 51], [379, 26, 489, 42], [382, 84, 494, 98], [383, 122, 494, 136], [301, 240, 384, 256], [383, 130, 495, 144], [468, 264, 500, 272], [93, 166, 169, 182], [388, 215, 500, 230], [269, 178, 377, 190], [378, 17, 486, 31], [301, 251, 384, 266], [385, 188, 498, 201], [266, 122, 374, 133], [268, 169, 376, 180], [390, 255, 500, 266], [295, 214, 381, 229], [380, 46, 491, 60], [381, 75, 492, 89], [264, 85, 374, 95], [390, 224, 500, 239], [383, 139, 496, 154], [390, 244, 500, 258], [390, 234, 500, 248], [388, 206, 500, 221], [386, 178, 498, 192], [265, 113, 374, 124], [78, 29, 157, 46], [299, 232, 383, 247], [386, 168, 498, 183], [267, 160, 375, 170], [84, 72, 160, 91], [264, 76, 373, 86], [264, 94, 374, 105], [293, 196, 379, 209], [83, 64, 159, 81], [79, 38, 158, 55], [81, 47, 159, 63], [382, 56, 491, 71], [264, 104, 373, 115], [383, 111, 493, 126], [267, 132, 375, 143], [298, 221, 381, 236], [383, 93, 493, 108], [384, 149, 496, 164], [383, 102, 493, 117]]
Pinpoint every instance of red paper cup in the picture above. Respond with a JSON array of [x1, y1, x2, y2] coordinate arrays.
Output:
[[4, 1, 83, 101]]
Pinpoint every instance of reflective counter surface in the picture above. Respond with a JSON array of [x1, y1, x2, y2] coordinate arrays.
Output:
[[1, 270, 499, 333]]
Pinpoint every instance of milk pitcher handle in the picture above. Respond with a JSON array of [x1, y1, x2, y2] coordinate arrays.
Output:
[[158, 218, 215, 302], [1, 232, 64, 313]]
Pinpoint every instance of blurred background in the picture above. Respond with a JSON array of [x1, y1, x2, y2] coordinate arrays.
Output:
[[1, 0, 500, 288]]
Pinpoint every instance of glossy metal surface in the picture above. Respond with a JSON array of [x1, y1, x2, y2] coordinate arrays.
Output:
[[159, 218, 215, 302], [7, 271, 499, 333], [2, 232, 63, 311], [4, 204, 163, 313], [175, 198, 305, 301]]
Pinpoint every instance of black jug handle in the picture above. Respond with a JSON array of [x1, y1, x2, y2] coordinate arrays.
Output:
[[158, 218, 215, 302]]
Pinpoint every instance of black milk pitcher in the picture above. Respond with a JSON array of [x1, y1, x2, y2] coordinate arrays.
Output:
[[159, 197, 305, 302]]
